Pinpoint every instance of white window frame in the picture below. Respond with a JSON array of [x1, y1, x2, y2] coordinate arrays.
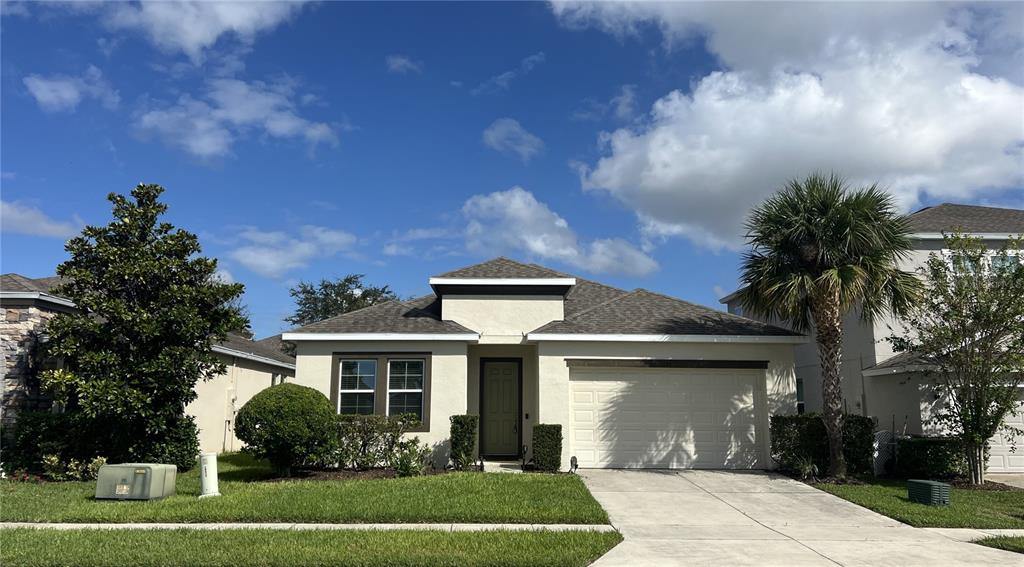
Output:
[[339, 359, 377, 415], [385, 358, 425, 418], [942, 249, 1022, 274]]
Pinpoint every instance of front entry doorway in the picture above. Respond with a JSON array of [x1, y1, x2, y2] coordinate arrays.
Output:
[[480, 358, 521, 458]]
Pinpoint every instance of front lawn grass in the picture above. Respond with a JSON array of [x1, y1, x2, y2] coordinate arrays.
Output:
[[815, 478, 1024, 528], [0, 528, 623, 567], [976, 536, 1024, 554], [0, 454, 608, 524]]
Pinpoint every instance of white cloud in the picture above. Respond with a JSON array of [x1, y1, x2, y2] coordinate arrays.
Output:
[[1, 201, 82, 239], [385, 54, 423, 74], [212, 268, 235, 284], [462, 187, 657, 276], [472, 52, 545, 95], [555, 2, 1024, 250], [482, 118, 544, 163], [23, 65, 119, 113], [572, 84, 637, 121], [136, 77, 338, 159], [228, 225, 357, 278], [105, 1, 306, 63]]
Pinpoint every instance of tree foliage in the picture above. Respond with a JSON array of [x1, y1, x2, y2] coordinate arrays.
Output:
[[738, 172, 921, 477], [889, 233, 1024, 484], [41, 184, 247, 468], [285, 274, 397, 327]]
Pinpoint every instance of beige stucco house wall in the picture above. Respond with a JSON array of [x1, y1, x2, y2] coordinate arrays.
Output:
[[187, 353, 295, 454]]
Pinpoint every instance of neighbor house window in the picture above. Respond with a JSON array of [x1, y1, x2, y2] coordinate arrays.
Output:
[[271, 373, 284, 386], [339, 359, 377, 415], [387, 359, 425, 421]]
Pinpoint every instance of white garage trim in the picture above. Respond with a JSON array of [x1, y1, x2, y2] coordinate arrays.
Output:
[[528, 333, 807, 344], [568, 367, 767, 469]]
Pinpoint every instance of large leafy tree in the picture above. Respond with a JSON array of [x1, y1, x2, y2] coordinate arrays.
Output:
[[737, 173, 920, 477], [42, 184, 247, 468], [890, 233, 1024, 485], [285, 275, 397, 327]]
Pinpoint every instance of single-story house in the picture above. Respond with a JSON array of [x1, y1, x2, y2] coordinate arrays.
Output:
[[283, 257, 804, 470], [0, 273, 295, 454]]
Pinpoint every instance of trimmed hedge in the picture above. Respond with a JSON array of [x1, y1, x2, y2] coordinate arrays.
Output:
[[235, 384, 337, 475], [770, 413, 876, 475], [895, 436, 967, 480], [335, 413, 420, 470], [532, 424, 562, 472], [450, 414, 479, 470]]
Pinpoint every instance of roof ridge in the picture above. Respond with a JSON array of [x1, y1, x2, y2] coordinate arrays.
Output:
[[292, 298, 405, 332], [562, 288, 638, 321]]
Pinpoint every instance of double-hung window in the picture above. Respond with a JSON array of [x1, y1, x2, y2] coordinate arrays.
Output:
[[334, 354, 431, 431], [387, 360, 425, 421], [339, 359, 377, 415]]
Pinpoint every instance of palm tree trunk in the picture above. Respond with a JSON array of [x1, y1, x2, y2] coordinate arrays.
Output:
[[813, 292, 847, 478]]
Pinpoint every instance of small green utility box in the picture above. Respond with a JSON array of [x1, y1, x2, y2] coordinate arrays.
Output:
[[95, 464, 177, 501], [907, 479, 950, 506]]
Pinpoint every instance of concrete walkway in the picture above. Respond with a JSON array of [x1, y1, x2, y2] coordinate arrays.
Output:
[[581, 469, 1023, 566], [991, 474, 1024, 490], [0, 522, 614, 532]]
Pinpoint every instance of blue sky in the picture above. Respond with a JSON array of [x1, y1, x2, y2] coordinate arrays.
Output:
[[2, 2, 1022, 338]]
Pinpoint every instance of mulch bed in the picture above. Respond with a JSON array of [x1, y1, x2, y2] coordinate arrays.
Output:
[[263, 467, 450, 482], [950, 479, 1022, 492]]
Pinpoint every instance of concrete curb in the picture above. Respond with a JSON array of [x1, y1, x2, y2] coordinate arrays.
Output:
[[0, 522, 617, 533], [924, 528, 1024, 542]]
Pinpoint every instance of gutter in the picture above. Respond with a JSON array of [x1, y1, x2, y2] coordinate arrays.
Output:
[[0, 291, 77, 309], [211, 345, 295, 371]]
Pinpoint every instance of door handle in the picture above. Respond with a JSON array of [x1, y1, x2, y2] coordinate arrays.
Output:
[[513, 423, 518, 433]]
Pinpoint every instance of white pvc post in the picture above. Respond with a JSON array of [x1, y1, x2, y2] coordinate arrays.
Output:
[[199, 453, 220, 498]]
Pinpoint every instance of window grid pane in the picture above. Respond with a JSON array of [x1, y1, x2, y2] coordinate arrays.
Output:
[[388, 360, 424, 390], [340, 359, 377, 415], [388, 392, 423, 421]]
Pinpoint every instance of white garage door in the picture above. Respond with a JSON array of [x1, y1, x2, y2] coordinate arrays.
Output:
[[988, 392, 1024, 473], [569, 368, 764, 469]]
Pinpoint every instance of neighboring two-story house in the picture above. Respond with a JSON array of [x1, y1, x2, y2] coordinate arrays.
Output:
[[721, 203, 1024, 473], [0, 274, 295, 454], [283, 257, 804, 470]]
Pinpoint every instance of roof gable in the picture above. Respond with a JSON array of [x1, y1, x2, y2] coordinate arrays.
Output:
[[434, 257, 570, 279]]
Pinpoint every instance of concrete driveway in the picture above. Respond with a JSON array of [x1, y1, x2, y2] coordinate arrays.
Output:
[[581, 469, 1022, 566]]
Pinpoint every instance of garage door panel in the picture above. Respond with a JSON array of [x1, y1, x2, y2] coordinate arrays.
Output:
[[987, 393, 1024, 473], [570, 368, 763, 469]]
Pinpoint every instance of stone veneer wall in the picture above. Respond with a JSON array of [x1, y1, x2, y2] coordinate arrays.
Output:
[[1, 306, 57, 433]]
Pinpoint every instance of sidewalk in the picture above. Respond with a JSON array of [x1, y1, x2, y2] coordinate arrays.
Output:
[[0, 522, 616, 532]]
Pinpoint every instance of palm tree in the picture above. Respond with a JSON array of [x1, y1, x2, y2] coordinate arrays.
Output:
[[738, 172, 921, 477]]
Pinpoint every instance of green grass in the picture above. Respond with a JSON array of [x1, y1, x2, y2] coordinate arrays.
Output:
[[815, 479, 1024, 528], [976, 536, 1024, 554], [0, 528, 623, 567], [1, 454, 608, 524]]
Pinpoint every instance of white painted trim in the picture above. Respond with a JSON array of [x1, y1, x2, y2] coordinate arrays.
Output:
[[0, 291, 77, 309], [428, 277, 576, 286], [912, 232, 1019, 240], [211, 345, 295, 371], [281, 332, 479, 342], [526, 333, 808, 344]]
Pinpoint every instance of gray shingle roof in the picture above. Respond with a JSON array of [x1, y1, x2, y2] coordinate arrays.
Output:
[[531, 289, 800, 336], [434, 257, 570, 279], [1, 273, 65, 293], [290, 295, 476, 334], [908, 204, 1024, 234], [865, 350, 929, 371], [217, 332, 296, 366]]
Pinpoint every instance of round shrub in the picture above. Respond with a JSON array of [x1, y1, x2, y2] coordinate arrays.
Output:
[[235, 384, 337, 475]]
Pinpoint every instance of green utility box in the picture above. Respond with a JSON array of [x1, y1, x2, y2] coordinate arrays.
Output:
[[95, 464, 177, 501], [907, 479, 950, 506]]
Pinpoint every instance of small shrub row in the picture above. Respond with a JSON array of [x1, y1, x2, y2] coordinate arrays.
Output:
[[770, 413, 876, 476], [532, 424, 562, 472], [236, 384, 431, 477], [894, 436, 967, 480], [335, 413, 427, 475]]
